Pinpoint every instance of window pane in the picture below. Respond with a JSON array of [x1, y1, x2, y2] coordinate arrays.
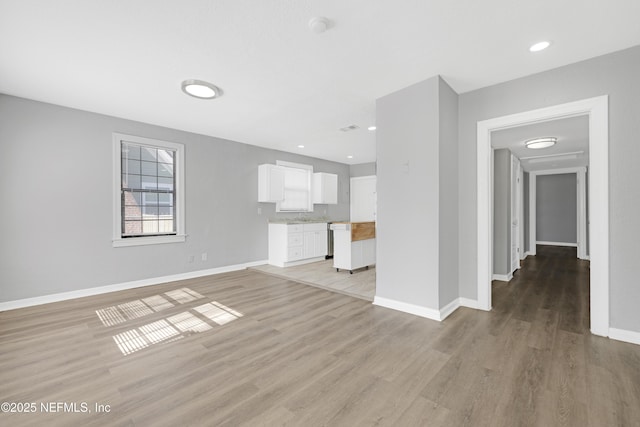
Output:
[[124, 220, 143, 235], [159, 206, 173, 216], [142, 220, 159, 233], [144, 193, 158, 204], [123, 159, 141, 175], [122, 144, 140, 160], [141, 147, 157, 161], [279, 167, 311, 211], [124, 191, 142, 206], [157, 149, 174, 162], [124, 207, 142, 221], [158, 163, 173, 177], [122, 173, 141, 190], [141, 160, 157, 176], [158, 177, 174, 191], [141, 175, 157, 190], [143, 206, 159, 218], [158, 218, 174, 233], [158, 193, 173, 205]]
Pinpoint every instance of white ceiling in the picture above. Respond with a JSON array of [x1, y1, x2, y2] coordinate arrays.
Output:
[[1, 1, 639, 165], [492, 116, 589, 172]]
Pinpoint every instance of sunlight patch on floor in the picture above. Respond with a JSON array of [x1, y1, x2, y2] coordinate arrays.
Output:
[[101, 288, 244, 355], [95, 287, 205, 327]]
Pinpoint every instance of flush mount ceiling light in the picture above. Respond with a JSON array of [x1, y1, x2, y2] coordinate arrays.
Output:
[[181, 79, 222, 99], [347, 155, 353, 159], [367, 126, 377, 131], [525, 137, 557, 149], [297, 145, 305, 148], [529, 41, 551, 52]]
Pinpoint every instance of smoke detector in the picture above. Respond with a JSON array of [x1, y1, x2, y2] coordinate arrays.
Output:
[[309, 17, 331, 34]]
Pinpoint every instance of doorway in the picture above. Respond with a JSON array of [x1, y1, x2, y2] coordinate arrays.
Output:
[[528, 168, 588, 260], [476, 96, 609, 336]]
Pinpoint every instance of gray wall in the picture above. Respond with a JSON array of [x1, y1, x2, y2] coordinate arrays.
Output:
[[458, 45, 640, 332], [349, 162, 376, 177], [438, 78, 459, 307], [376, 76, 458, 311], [0, 94, 350, 302], [493, 149, 511, 276], [376, 76, 441, 308], [536, 174, 577, 244]]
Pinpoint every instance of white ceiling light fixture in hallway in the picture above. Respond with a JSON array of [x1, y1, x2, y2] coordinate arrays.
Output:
[[525, 137, 557, 149]]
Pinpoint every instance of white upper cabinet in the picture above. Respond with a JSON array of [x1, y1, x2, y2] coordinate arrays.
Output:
[[258, 164, 285, 202], [312, 172, 338, 204]]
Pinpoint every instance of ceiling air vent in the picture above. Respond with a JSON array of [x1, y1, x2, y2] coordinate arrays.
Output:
[[339, 124, 360, 132]]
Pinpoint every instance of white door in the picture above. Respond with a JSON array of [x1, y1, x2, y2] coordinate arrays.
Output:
[[511, 155, 520, 273], [350, 176, 376, 222], [519, 166, 525, 260]]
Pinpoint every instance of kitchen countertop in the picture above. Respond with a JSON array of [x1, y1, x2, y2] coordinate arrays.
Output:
[[269, 218, 344, 224]]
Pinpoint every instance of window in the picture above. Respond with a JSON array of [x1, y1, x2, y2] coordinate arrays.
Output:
[[113, 133, 185, 247], [276, 161, 313, 212]]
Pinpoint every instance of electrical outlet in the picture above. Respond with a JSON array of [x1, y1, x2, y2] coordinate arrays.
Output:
[[188, 255, 195, 263], [257, 207, 262, 215], [201, 252, 208, 261]]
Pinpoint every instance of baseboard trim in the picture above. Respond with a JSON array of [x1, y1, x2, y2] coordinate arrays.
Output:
[[439, 298, 460, 320], [609, 328, 640, 346], [459, 297, 480, 310], [524, 251, 534, 257], [373, 296, 480, 322], [492, 273, 513, 282], [373, 296, 442, 321], [0, 260, 268, 312], [537, 241, 578, 248]]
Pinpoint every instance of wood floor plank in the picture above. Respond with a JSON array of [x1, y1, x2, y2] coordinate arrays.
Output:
[[1, 246, 639, 426]]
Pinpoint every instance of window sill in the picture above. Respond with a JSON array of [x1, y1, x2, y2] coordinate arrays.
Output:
[[112, 234, 186, 248]]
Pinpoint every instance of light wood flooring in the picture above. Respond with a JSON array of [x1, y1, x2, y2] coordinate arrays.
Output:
[[1, 245, 639, 426], [250, 259, 375, 301]]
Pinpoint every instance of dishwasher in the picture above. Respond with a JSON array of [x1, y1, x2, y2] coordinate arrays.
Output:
[[326, 222, 334, 259]]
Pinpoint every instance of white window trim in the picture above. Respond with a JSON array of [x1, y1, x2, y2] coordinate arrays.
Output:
[[112, 133, 186, 247]]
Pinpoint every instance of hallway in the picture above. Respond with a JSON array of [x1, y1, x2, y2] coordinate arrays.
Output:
[[493, 245, 590, 335]]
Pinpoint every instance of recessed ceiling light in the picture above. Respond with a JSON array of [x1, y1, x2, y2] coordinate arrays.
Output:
[[347, 155, 353, 159], [367, 126, 377, 131], [297, 145, 305, 148], [525, 137, 557, 149], [529, 41, 551, 52], [181, 79, 222, 99]]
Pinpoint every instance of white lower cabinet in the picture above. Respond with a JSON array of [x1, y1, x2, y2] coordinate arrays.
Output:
[[268, 222, 327, 267]]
